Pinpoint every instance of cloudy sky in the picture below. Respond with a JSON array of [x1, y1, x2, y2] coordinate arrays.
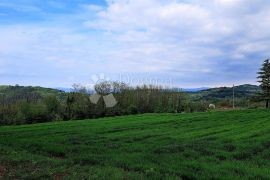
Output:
[[0, 0, 269, 88]]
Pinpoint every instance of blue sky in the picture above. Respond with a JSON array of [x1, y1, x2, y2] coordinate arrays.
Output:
[[0, 0, 269, 88]]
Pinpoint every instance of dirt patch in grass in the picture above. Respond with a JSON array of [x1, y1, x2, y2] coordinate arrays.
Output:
[[224, 144, 236, 152], [50, 152, 66, 160], [53, 172, 69, 180], [0, 165, 7, 178]]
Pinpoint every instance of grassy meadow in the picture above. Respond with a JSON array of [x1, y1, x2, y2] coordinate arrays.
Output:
[[0, 110, 270, 179]]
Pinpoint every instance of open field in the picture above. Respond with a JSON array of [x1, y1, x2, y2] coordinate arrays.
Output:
[[0, 110, 270, 179]]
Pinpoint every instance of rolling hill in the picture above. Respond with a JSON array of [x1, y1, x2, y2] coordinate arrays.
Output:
[[0, 109, 270, 179], [0, 85, 66, 105], [189, 84, 261, 100], [0, 85, 64, 97]]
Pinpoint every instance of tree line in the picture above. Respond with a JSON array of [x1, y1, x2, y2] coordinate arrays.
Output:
[[0, 59, 269, 125], [0, 83, 208, 125]]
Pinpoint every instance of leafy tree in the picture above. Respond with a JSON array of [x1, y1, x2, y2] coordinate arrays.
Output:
[[44, 96, 60, 114], [257, 59, 270, 108], [66, 93, 75, 120]]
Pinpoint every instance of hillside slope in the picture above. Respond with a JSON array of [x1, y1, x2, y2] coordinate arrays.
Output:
[[0, 85, 64, 97], [0, 110, 270, 179], [190, 84, 261, 100]]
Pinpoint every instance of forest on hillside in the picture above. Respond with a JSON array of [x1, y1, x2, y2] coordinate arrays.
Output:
[[0, 83, 263, 125]]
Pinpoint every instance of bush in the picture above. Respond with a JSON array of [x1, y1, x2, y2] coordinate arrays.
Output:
[[128, 105, 138, 114], [19, 102, 50, 124]]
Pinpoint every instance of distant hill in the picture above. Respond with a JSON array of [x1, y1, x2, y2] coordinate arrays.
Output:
[[190, 84, 261, 100], [0, 84, 261, 102], [182, 87, 209, 92], [189, 84, 261, 100], [0, 85, 65, 99], [55, 87, 73, 92]]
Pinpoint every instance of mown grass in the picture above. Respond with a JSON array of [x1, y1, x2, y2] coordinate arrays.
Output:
[[0, 110, 270, 179]]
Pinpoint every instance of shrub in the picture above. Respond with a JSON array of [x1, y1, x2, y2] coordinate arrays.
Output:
[[128, 105, 138, 114]]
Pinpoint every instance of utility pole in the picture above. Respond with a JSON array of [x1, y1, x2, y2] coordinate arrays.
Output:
[[233, 84, 235, 109]]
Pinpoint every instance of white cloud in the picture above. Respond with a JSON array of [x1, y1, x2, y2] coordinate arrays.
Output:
[[1, 0, 270, 87], [84, 0, 270, 77]]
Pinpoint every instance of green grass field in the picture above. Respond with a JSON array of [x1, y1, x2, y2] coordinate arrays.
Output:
[[1, 110, 270, 179]]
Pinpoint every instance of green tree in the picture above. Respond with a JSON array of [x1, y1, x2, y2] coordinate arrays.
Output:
[[66, 93, 75, 120], [257, 59, 270, 108], [44, 96, 60, 114]]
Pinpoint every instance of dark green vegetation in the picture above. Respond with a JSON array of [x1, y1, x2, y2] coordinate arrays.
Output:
[[0, 84, 191, 125], [190, 84, 262, 108], [190, 84, 260, 100], [0, 85, 64, 97], [0, 85, 66, 125], [257, 59, 270, 108], [0, 110, 270, 179], [0, 83, 264, 125]]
